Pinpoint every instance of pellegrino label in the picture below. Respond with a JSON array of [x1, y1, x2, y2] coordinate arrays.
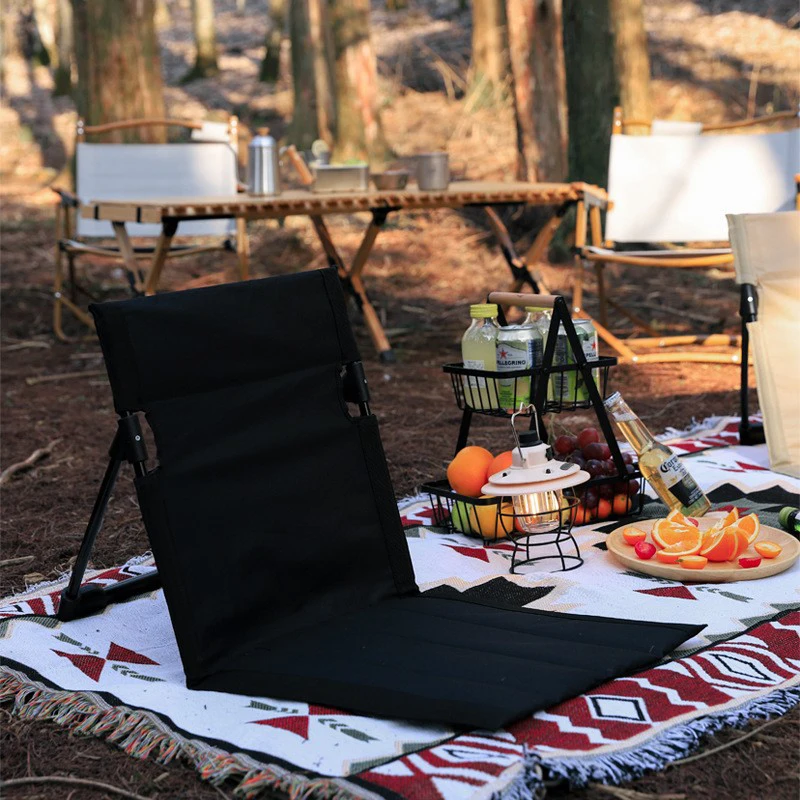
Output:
[[659, 454, 704, 506]]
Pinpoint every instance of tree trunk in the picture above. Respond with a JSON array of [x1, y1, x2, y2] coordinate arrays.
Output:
[[609, 0, 652, 132], [329, 0, 391, 165], [562, 0, 618, 186], [186, 0, 219, 80], [72, 0, 166, 143], [309, 0, 336, 145], [288, 0, 320, 151], [470, 0, 508, 104], [53, 0, 72, 95], [260, 0, 286, 83], [507, 0, 567, 182]]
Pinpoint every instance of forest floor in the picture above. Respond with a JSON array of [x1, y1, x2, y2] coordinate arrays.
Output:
[[1, 0, 799, 798]]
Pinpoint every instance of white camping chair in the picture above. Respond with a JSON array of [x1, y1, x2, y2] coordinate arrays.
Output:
[[728, 211, 800, 478], [52, 117, 247, 341], [573, 108, 800, 364]]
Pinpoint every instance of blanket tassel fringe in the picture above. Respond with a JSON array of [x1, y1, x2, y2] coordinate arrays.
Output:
[[0, 668, 365, 800], [523, 685, 800, 793]]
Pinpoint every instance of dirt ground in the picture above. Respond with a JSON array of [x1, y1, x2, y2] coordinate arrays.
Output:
[[2, 0, 799, 798]]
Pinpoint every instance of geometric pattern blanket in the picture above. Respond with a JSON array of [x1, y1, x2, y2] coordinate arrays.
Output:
[[1, 435, 798, 800]]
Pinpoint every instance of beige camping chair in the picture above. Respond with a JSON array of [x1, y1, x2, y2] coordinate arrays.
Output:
[[52, 117, 248, 341], [728, 211, 800, 478], [573, 108, 800, 364]]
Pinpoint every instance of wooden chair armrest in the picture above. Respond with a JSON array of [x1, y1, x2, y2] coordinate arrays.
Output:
[[571, 182, 608, 209], [51, 187, 80, 207]]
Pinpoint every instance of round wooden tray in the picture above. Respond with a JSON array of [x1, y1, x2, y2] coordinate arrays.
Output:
[[607, 516, 800, 583]]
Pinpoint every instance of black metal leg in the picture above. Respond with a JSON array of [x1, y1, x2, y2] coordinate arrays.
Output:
[[455, 408, 474, 454], [738, 284, 764, 446]]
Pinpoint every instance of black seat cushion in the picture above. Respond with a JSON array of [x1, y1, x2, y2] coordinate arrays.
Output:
[[91, 268, 702, 728]]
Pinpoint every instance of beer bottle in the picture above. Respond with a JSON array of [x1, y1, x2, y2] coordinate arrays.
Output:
[[604, 392, 710, 517]]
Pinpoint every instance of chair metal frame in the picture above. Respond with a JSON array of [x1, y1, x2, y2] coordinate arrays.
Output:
[[52, 116, 250, 341], [573, 107, 799, 365]]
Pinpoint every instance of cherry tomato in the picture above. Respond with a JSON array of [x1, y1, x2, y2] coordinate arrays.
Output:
[[738, 556, 762, 569], [635, 541, 657, 560]]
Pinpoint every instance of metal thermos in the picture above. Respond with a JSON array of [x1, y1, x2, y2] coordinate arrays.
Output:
[[247, 128, 281, 195], [416, 152, 450, 191]]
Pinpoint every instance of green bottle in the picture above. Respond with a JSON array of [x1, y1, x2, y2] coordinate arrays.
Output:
[[778, 507, 800, 537]]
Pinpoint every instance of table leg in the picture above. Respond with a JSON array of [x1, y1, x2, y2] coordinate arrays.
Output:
[[482, 206, 547, 294], [143, 220, 179, 296], [236, 217, 250, 280], [111, 222, 145, 294], [348, 210, 394, 362]]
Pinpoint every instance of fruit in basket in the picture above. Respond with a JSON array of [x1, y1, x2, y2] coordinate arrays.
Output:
[[452, 498, 512, 538], [596, 498, 612, 520], [754, 541, 782, 559], [612, 494, 633, 515], [573, 504, 595, 525], [577, 427, 601, 449], [487, 450, 514, 478], [447, 446, 494, 497]]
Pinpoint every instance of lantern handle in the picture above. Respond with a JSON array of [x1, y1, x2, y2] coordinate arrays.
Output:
[[510, 403, 540, 457]]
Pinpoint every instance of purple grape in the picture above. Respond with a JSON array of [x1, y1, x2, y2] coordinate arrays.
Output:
[[602, 458, 616, 475], [622, 452, 634, 465], [583, 488, 599, 509], [554, 435, 575, 455], [627, 479, 640, 496], [567, 452, 587, 469], [597, 443, 611, 460], [582, 442, 605, 461], [598, 483, 614, 499], [585, 459, 605, 478]]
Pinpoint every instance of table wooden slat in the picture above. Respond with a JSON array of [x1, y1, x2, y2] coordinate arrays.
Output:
[[82, 181, 608, 223]]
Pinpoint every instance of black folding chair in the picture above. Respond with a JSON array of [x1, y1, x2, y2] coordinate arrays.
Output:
[[58, 268, 701, 729]]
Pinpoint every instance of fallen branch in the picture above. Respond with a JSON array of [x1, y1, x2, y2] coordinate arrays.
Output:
[[590, 785, 686, 800], [668, 716, 783, 768], [0, 439, 61, 486], [0, 555, 35, 568], [25, 371, 105, 386], [0, 775, 151, 800]]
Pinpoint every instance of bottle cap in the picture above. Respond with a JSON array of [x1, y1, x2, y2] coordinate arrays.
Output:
[[469, 304, 498, 319], [524, 306, 548, 312]]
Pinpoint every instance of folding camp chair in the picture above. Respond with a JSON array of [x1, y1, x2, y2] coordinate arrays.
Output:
[[574, 108, 800, 364], [729, 211, 800, 476], [52, 116, 248, 341], [55, 268, 700, 728]]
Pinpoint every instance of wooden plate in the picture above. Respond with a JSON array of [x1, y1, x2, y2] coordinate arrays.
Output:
[[607, 517, 800, 583]]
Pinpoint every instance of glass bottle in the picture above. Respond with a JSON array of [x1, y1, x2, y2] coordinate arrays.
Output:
[[604, 391, 711, 517], [461, 304, 499, 410]]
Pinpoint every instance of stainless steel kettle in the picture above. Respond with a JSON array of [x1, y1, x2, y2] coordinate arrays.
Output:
[[247, 127, 281, 196]]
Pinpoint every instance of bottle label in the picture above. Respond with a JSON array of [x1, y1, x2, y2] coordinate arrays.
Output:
[[464, 359, 487, 389], [659, 454, 704, 507]]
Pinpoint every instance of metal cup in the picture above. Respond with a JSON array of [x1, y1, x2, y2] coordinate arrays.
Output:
[[416, 152, 450, 191]]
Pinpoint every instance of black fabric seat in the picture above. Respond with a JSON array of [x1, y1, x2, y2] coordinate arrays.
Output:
[[90, 268, 702, 729]]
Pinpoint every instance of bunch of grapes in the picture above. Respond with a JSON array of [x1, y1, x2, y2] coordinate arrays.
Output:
[[552, 427, 639, 524]]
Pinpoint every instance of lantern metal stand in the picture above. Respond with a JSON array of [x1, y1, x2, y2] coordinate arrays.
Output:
[[421, 292, 645, 558]]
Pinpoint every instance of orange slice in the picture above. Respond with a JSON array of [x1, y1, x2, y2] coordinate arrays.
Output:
[[734, 513, 760, 544], [652, 519, 695, 549], [677, 555, 708, 570], [654, 528, 703, 563], [666, 509, 698, 528], [700, 528, 738, 562], [719, 508, 740, 527], [622, 527, 647, 546], [730, 527, 752, 560], [754, 541, 782, 559]]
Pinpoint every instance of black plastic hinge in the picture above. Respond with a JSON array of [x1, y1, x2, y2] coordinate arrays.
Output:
[[115, 414, 149, 465], [342, 361, 370, 406], [740, 283, 758, 323]]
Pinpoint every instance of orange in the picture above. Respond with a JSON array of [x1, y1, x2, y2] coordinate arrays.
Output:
[[677, 555, 708, 570], [655, 528, 703, 563], [613, 494, 633, 516], [700, 528, 738, 562], [652, 519, 696, 549], [447, 446, 494, 497], [487, 451, 514, 480], [754, 541, 782, 559], [730, 527, 751, 560], [622, 527, 647, 545], [596, 498, 613, 520], [719, 508, 740, 528]]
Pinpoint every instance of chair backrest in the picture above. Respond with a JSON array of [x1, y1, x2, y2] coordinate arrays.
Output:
[[728, 211, 800, 478], [649, 119, 703, 136], [90, 269, 416, 678], [76, 142, 238, 239], [605, 128, 800, 244]]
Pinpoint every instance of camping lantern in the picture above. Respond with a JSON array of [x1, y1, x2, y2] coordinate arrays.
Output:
[[482, 408, 590, 533]]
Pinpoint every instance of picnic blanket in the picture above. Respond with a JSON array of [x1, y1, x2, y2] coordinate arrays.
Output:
[[1, 420, 798, 800]]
